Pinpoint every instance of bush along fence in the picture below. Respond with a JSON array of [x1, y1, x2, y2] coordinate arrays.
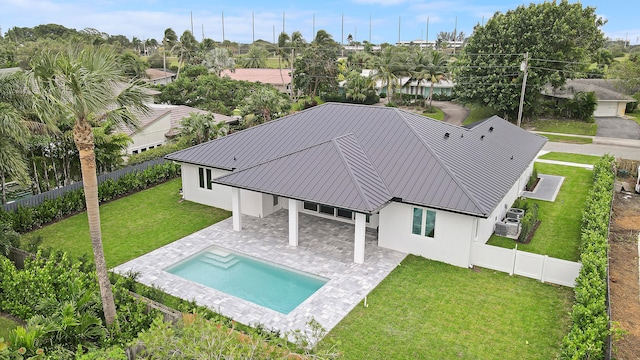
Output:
[[0, 160, 180, 233], [560, 155, 615, 359]]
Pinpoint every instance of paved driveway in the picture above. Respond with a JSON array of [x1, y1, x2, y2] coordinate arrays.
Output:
[[431, 100, 470, 126], [595, 117, 640, 140]]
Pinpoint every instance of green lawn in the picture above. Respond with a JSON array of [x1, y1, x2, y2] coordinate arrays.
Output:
[[463, 105, 496, 125], [542, 134, 593, 144], [539, 152, 601, 165], [423, 106, 445, 120], [23, 179, 230, 267], [0, 315, 20, 339], [524, 119, 597, 136], [487, 163, 593, 261], [627, 111, 640, 126], [321, 256, 573, 360]]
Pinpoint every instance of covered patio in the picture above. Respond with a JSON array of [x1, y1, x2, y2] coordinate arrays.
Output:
[[113, 209, 406, 337]]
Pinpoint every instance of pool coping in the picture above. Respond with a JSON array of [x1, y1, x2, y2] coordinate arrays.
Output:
[[112, 211, 407, 341]]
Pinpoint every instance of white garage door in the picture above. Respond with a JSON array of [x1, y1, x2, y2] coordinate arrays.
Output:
[[594, 101, 619, 117]]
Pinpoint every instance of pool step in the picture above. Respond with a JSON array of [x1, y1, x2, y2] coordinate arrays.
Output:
[[201, 251, 239, 269]]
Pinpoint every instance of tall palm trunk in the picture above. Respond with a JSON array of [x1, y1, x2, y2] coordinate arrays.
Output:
[[1, 171, 5, 205], [30, 149, 41, 194], [429, 83, 435, 108], [73, 120, 117, 327]]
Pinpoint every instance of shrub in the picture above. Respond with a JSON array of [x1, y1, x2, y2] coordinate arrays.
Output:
[[1, 162, 181, 234], [517, 202, 539, 242], [526, 168, 539, 191], [560, 155, 615, 359]]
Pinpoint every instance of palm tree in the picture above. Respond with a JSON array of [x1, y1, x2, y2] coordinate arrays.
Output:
[[29, 46, 151, 327], [370, 47, 402, 101], [203, 48, 235, 76], [0, 103, 29, 204], [422, 50, 449, 108], [242, 46, 268, 68], [172, 30, 198, 79], [179, 113, 227, 145]]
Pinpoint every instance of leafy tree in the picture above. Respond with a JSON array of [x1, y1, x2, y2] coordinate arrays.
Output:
[[28, 46, 151, 327], [405, 49, 449, 107], [293, 30, 340, 97], [455, 0, 605, 121], [179, 113, 228, 145], [345, 70, 376, 103], [241, 87, 289, 125], [118, 52, 148, 80], [608, 54, 640, 95]]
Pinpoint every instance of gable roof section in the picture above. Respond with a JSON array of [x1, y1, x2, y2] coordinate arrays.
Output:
[[214, 133, 392, 212], [220, 68, 291, 85], [167, 103, 545, 217]]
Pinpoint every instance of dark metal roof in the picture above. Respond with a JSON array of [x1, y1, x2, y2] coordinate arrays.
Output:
[[214, 133, 392, 212], [167, 103, 546, 217]]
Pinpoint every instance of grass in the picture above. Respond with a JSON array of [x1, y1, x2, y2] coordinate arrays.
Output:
[[539, 152, 601, 165], [627, 111, 640, 126], [463, 105, 496, 125], [0, 315, 20, 339], [321, 255, 573, 360], [542, 134, 593, 144], [422, 106, 445, 120], [23, 179, 230, 268], [524, 119, 597, 136], [487, 163, 593, 261]]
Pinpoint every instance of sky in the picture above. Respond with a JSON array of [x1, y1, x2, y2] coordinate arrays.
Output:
[[2, 0, 639, 46]]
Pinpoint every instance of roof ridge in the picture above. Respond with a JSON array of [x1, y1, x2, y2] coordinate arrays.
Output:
[[399, 111, 487, 215], [331, 134, 391, 212]]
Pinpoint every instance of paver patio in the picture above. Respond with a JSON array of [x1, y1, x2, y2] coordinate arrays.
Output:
[[113, 210, 406, 338]]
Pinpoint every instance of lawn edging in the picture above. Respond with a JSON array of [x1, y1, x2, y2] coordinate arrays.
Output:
[[560, 154, 615, 359]]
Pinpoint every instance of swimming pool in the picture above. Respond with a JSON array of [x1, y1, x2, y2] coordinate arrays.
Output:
[[165, 246, 328, 314]]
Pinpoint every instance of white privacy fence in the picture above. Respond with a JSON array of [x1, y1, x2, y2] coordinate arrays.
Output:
[[470, 242, 581, 287]]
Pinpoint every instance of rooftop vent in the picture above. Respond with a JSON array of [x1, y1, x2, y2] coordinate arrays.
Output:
[[444, 132, 450, 139], [489, 126, 494, 132], [481, 135, 485, 140]]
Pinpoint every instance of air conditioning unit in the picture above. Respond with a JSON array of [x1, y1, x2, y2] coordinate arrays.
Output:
[[506, 208, 525, 220], [495, 221, 508, 236], [504, 218, 521, 237]]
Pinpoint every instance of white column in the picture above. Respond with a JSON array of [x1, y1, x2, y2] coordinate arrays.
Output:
[[354, 213, 366, 264], [231, 188, 242, 231], [288, 199, 299, 246]]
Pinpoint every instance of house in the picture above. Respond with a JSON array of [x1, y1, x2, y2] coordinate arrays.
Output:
[[361, 69, 455, 98], [145, 68, 177, 85], [166, 103, 546, 268], [123, 104, 235, 154], [543, 79, 636, 117], [220, 68, 291, 93]]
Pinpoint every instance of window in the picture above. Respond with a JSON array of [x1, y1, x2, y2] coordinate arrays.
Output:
[[412, 207, 436, 238], [140, 148, 146, 152], [273, 195, 279, 206], [319, 205, 334, 215], [303, 202, 318, 211], [132, 150, 139, 155], [206, 169, 212, 190], [149, 146, 154, 149], [198, 168, 205, 188], [337, 208, 353, 219]]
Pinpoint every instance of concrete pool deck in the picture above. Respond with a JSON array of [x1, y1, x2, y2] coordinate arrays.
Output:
[[113, 210, 406, 339]]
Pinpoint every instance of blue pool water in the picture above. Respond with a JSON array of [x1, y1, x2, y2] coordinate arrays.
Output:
[[165, 246, 328, 314]]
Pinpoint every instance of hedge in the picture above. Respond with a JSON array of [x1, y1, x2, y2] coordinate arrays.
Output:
[[560, 154, 615, 359], [0, 162, 181, 233]]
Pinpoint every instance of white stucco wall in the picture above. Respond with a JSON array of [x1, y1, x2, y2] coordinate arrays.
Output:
[[378, 202, 475, 268], [128, 113, 172, 154]]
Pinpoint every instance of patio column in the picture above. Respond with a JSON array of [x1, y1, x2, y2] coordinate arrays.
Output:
[[288, 199, 298, 246], [231, 188, 242, 231], [354, 212, 366, 264]]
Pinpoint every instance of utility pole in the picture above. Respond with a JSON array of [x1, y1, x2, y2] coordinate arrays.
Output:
[[252, 12, 255, 43], [369, 15, 372, 43], [282, 12, 285, 34], [398, 16, 401, 44], [426, 17, 429, 45], [341, 13, 344, 45], [222, 11, 225, 42], [313, 14, 316, 38], [290, 48, 295, 98], [190, 11, 194, 35], [517, 52, 529, 128]]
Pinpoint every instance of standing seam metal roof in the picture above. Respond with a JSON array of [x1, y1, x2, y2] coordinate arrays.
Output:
[[166, 103, 546, 217]]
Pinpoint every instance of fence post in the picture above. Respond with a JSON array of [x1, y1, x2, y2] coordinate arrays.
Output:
[[541, 255, 548, 283], [510, 244, 518, 276]]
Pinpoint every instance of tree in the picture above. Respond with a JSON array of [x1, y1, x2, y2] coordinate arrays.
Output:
[[455, 1, 605, 120], [370, 47, 404, 100], [293, 30, 339, 97], [241, 46, 268, 68], [241, 88, 289, 125], [179, 113, 228, 145], [344, 70, 375, 103], [202, 48, 235, 76], [405, 49, 449, 107], [28, 46, 151, 327], [608, 54, 640, 95]]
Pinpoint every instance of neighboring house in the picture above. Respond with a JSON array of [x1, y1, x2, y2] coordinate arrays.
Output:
[[166, 103, 546, 267], [220, 68, 291, 93], [361, 69, 455, 98], [543, 79, 636, 117], [123, 104, 235, 154], [145, 68, 177, 85]]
